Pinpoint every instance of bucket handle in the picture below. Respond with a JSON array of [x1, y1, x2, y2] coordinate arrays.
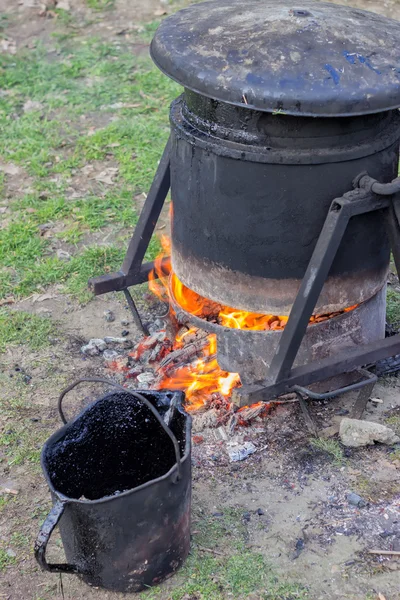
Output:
[[58, 377, 183, 481], [34, 500, 79, 574]]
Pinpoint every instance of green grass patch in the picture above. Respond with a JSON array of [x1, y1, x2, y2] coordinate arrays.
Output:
[[0, 548, 16, 571], [310, 437, 344, 466], [386, 287, 400, 325], [86, 0, 115, 9], [385, 413, 400, 434], [0, 496, 11, 512], [0, 310, 54, 353], [0, 34, 175, 301], [0, 384, 50, 466], [141, 510, 308, 600]]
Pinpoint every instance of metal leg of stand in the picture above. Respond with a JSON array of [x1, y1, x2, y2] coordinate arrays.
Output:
[[89, 137, 171, 295], [123, 289, 150, 337], [350, 380, 376, 419], [295, 391, 319, 436], [266, 187, 391, 387]]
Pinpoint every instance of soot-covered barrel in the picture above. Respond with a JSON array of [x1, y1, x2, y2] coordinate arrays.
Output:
[[170, 92, 399, 314], [150, 0, 400, 315]]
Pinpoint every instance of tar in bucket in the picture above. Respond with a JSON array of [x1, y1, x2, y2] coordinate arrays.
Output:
[[34, 378, 192, 593]]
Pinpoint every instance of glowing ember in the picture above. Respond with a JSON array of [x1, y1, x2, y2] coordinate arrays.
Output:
[[156, 334, 240, 412], [171, 273, 358, 331], [148, 237, 240, 410]]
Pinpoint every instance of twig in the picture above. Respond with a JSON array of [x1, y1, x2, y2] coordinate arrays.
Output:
[[197, 544, 225, 556], [368, 550, 400, 556]]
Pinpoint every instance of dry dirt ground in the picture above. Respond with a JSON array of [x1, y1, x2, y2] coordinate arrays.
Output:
[[0, 1, 400, 600]]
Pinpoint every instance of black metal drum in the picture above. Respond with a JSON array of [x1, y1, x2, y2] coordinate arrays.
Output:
[[151, 0, 400, 315]]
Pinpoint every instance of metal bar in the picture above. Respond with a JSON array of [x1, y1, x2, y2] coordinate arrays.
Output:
[[266, 189, 389, 385], [295, 391, 319, 436], [121, 138, 171, 276], [386, 193, 400, 278], [88, 138, 171, 296], [232, 332, 400, 407], [350, 380, 376, 420], [123, 289, 150, 336], [89, 257, 171, 295], [293, 369, 377, 400], [267, 200, 350, 383]]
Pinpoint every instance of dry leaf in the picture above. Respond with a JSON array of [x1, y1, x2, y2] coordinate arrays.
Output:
[[0, 39, 17, 55], [32, 293, 57, 303], [378, 594, 387, 600], [0, 297, 15, 306], [0, 207, 7, 214], [81, 164, 94, 176], [93, 168, 119, 185], [154, 8, 167, 16]]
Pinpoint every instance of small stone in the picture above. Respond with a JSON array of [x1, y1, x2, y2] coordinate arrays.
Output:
[[339, 418, 400, 448], [103, 349, 119, 362], [291, 538, 305, 560], [380, 530, 396, 538], [256, 508, 265, 516], [136, 372, 156, 385], [370, 397, 383, 404], [347, 492, 367, 508], [104, 309, 115, 322], [121, 330, 129, 337], [344, 559, 356, 566], [242, 512, 251, 522], [81, 338, 107, 356], [193, 434, 204, 445], [103, 337, 133, 349], [6, 549, 16, 558], [192, 409, 219, 433], [227, 441, 257, 462], [121, 319, 130, 326], [56, 249, 71, 261], [213, 512, 223, 517]]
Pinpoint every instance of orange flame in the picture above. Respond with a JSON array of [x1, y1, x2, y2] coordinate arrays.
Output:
[[157, 334, 240, 412], [147, 232, 358, 411], [148, 234, 171, 302], [171, 273, 358, 331]]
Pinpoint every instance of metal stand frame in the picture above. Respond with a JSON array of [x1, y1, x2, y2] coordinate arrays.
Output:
[[89, 141, 400, 420], [89, 138, 172, 335]]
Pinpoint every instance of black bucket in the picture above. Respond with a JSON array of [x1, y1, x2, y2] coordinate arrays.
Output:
[[34, 378, 192, 593]]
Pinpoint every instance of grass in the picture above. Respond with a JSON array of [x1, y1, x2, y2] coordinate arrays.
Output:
[[0, 32, 177, 302], [86, 0, 115, 9], [141, 510, 308, 600], [0, 371, 57, 467], [385, 413, 400, 433], [386, 287, 400, 325], [0, 310, 54, 353], [0, 548, 16, 571], [310, 437, 344, 466]]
